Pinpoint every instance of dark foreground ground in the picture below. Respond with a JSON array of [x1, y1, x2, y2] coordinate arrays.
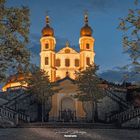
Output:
[[0, 128, 140, 140]]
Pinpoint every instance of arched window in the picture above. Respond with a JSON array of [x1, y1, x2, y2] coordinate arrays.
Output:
[[45, 57, 49, 65], [86, 57, 90, 65], [75, 59, 79, 67], [45, 43, 49, 49], [65, 59, 70, 67], [86, 43, 90, 49], [56, 59, 61, 67]]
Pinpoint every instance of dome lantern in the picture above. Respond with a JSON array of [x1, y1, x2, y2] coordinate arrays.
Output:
[[42, 16, 54, 37], [80, 13, 93, 37]]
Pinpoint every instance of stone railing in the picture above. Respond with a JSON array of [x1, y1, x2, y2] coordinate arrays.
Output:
[[0, 106, 16, 122], [0, 106, 30, 125], [3, 92, 31, 108], [108, 107, 140, 124]]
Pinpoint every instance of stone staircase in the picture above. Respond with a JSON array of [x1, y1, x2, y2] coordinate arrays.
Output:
[[105, 88, 130, 109], [105, 87, 140, 126], [0, 89, 31, 107], [0, 89, 31, 126], [107, 107, 140, 125], [0, 105, 30, 125], [0, 85, 139, 128], [3, 93, 31, 108]]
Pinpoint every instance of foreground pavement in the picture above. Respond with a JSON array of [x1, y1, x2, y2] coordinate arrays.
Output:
[[0, 128, 140, 140]]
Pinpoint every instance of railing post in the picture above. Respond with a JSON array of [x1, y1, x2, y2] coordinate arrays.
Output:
[[14, 113, 19, 125], [27, 116, 30, 123], [118, 117, 122, 128], [58, 110, 60, 121], [74, 110, 77, 121], [138, 117, 140, 128]]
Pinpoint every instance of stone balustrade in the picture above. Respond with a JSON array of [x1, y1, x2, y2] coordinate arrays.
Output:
[[108, 107, 140, 124], [0, 106, 30, 125], [105, 89, 129, 109]]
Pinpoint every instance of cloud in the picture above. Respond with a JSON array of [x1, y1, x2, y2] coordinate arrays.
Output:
[[99, 69, 140, 83], [74, 0, 132, 13]]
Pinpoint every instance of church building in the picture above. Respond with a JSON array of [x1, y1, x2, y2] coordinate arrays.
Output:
[[2, 13, 96, 121], [1, 13, 139, 127], [40, 14, 95, 81], [40, 14, 95, 121]]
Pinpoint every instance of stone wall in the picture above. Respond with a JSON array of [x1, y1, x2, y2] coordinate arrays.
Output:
[[98, 96, 119, 121]]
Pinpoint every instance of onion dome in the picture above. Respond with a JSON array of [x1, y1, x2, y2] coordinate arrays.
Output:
[[42, 16, 54, 37], [80, 13, 93, 37]]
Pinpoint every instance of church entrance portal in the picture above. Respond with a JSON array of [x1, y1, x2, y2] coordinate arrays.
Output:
[[59, 97, 76, 122]]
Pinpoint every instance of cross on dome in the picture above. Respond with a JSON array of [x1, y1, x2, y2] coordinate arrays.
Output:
[[66, 41, 70, 47]]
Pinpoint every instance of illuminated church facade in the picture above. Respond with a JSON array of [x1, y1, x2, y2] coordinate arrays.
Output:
[[40, 14, 95, 81], [1, 13, 138, 125], [40, 14, 95, 120], [2, 14, 96, 121]]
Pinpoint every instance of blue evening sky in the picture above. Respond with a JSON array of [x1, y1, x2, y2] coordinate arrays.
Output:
[[7, 0, 137, 72]]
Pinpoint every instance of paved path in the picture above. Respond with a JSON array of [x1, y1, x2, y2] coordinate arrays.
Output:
[[0, 128, 140, 140]]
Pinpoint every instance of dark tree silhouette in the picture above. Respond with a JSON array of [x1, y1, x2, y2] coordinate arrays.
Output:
[[0, 0, 30, 82]]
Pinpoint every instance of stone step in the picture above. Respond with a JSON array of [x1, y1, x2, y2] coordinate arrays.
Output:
[[18, 122, 117, 129]]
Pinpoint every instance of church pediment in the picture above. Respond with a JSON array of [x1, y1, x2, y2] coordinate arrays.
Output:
[[57, 42, 78, 54], [56, 77, 77, 93], [57, 47, 78, 54]]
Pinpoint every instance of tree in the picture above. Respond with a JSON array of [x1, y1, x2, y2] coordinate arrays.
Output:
[[118, 0, 140, 82], [25, 67, 59, 122], [0, 0, 30, 82], [75, 64, 104, 122]]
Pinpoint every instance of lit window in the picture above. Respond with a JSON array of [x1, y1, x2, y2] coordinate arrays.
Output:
[[45, 57, 49, 65], [86, 43, 90, 49], [65, 49, 70, 53], [86, 57, 90, 65], [65, 59, 70, 67], [56, 59, 61, 67], [75, 59, 79, 67], [45, 43, 49, 49]]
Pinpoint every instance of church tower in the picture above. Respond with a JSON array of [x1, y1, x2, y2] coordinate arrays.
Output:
[[40, 16, 56, 82], [79, 13, 95, 70]]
